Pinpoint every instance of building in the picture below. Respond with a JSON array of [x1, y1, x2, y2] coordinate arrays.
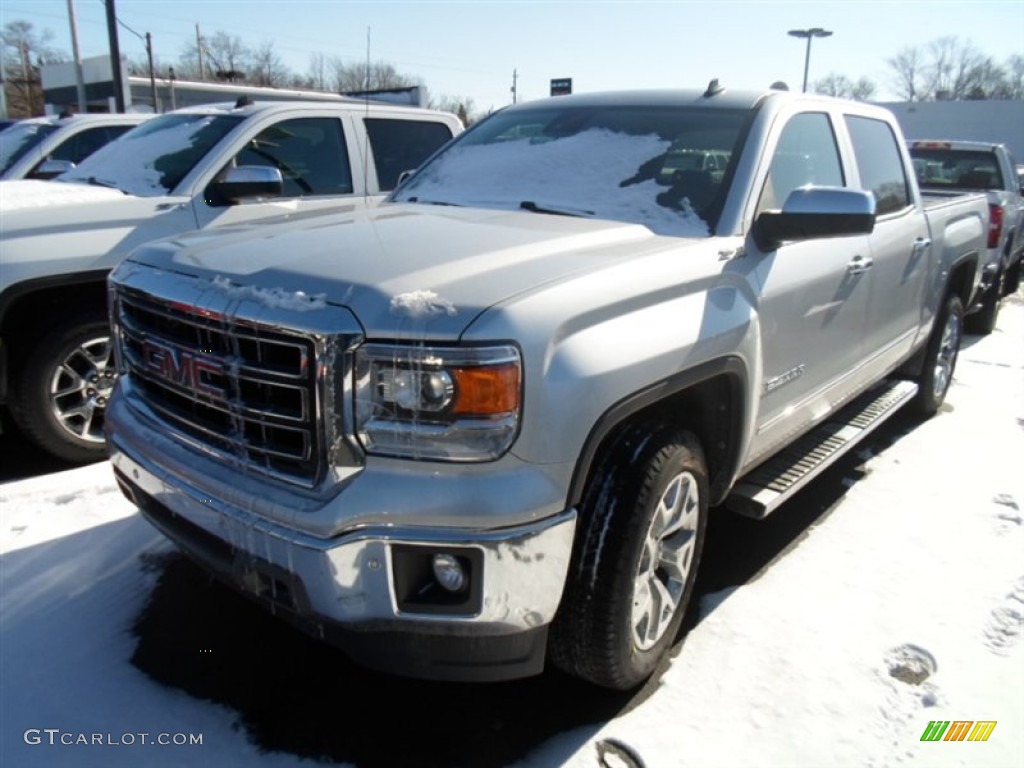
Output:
[[880, 100, 1024, 163], [40, 55, 426, 115]]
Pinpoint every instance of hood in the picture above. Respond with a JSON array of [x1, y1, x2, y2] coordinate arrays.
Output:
[[125, 203, 704, 339], [0, 180, 193, 285], [0, 179, 127, 212], [0, 180, 186, 238]]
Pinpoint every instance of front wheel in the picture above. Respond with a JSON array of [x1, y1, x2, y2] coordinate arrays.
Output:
[[911, 294, 963, 418], [10, 311, 116, 463], [551, 424, 708, 690]]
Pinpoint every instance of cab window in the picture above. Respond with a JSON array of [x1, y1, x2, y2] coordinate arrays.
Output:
[[230, 117, 352, 198], [757, 112, 844, 215], [845, 115, 911, 215], [364, 118, 454, 191]]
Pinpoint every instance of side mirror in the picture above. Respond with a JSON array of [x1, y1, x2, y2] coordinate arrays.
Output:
[[755, 186, 876, 251], [212, 165, 283, 204], [30, 159, 75, 180]]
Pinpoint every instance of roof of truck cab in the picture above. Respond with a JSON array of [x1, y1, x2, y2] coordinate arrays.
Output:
[[166, 100, 459, 120], [501, 87, 857, 112]]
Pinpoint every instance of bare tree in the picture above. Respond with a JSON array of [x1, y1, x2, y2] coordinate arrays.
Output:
[[307, 52, 329, 91], [813, 74, 876, 101], [887, 45, 924, 101], [1, 21, 67, 116], [329, 57, 416, 93], [1004, 54, 1024, 100], [926, 36, 993, 100], [199, 30, 248, 82], [249, 40, 288, 87], [431, 94, 478, 125], [887, 37, 1014, 101]]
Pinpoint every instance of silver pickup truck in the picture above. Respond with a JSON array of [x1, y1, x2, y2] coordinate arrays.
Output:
[[105, 87, 988, 690], [909, 139, 1024, 334]]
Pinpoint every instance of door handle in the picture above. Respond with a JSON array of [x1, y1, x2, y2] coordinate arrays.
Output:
[[847, 254, 874, 275], [912, 237, 932, 255]]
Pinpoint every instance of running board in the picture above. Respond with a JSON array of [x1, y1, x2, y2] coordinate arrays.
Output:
[[726, 380, 918, 519]]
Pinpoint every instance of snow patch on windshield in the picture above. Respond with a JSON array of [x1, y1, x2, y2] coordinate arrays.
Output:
[[211, 276, 327, 311], [390, 290, 457, 318], [397, 129, 710, 238], [62, 115, 228, 197]]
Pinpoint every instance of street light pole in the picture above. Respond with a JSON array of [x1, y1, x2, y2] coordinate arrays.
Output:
[[788, 27, 832, 93]]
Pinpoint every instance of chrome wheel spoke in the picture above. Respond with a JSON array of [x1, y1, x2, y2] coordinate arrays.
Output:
[[632, 469, 701, 650], [58, 402, 96, 436], [47, 335, 113, 444], [659, 532, 696, 583]]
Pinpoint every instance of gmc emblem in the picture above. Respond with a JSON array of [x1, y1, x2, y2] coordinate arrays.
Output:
[[141, 339, 226, 398]]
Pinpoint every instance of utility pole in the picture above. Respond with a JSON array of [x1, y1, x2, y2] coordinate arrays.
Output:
[[511, 68, 517, 104], [67, 0, 87, 113], [104, 0, 126, 111], [0, 43, 7, 118], [196, 24, 204, 80], [145, 32, 157, 112]]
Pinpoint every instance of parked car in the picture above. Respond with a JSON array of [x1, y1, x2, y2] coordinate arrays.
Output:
[[909, 140, 1024, 332], [0, 99, 463, 462], [0, 113, 151, 180], [106, 87, 987, 689]]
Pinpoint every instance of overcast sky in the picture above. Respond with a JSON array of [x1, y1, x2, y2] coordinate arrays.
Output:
[[4, 0, 1023, 110]]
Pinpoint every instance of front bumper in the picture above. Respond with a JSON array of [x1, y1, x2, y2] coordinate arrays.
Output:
[[108, 412, 577, 681]]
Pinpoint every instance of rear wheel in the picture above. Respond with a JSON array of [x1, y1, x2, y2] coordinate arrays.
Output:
[[10, 311, 114, 463], [551, 423, 708, 690], [1004, 253, 1021, 296], [964, 265, 1001, 336], [911, 294, 962, 418]]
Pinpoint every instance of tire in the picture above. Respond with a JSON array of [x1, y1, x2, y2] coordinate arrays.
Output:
[[911, 294, 963, 418], [964, 264, 1001, 336], [1004, 254, 1021, 296], [9, 311, 116, 463], [551, 423, 708, 690]]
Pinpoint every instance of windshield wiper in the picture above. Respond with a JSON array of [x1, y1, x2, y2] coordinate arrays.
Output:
[[519, 200, 594, 217], [85, 176, 127, 194], [404, 197, 462, 206]]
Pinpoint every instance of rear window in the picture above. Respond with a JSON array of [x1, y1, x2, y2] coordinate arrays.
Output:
[[908, 146, 1004, 191]]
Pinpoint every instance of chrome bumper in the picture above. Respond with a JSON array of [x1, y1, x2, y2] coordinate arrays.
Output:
[[108, 434, 576, 637]]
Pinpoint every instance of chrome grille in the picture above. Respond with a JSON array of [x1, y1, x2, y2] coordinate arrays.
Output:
[[116, 289, 322, 485]]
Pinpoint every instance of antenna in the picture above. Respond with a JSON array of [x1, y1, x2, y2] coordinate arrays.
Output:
[[362, 26, 371, 205]]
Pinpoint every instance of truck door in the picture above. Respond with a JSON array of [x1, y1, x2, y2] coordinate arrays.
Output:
[[192, 114, 368, 229], [746, 111, 872, 459], [844, 115, 930, 374]]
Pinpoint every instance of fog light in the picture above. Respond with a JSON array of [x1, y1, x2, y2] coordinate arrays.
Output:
[[432, 553, 466, 593]]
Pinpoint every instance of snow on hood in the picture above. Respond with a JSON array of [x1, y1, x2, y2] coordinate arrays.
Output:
[[124, 203, 701, 339], [0, 179, 127, 211]]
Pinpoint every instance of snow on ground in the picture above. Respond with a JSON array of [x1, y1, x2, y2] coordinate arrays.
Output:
[[2, 300, 1022, 768]]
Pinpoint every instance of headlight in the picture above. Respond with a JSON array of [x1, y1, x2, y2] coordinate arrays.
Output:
[[354, 344, 521, 461]]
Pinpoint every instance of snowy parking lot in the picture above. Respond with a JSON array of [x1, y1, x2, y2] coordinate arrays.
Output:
[[2, 296, 1022, 768]]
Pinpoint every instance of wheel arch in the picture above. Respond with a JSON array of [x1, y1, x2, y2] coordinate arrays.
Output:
[[567, 356, 749, 511], [0, 272, 110, 402]]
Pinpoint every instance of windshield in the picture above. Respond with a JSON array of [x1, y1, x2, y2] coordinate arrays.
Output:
[[0, 121, 59, 175], [60, 113, 245, 196], [393, 103, 748, 236]]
